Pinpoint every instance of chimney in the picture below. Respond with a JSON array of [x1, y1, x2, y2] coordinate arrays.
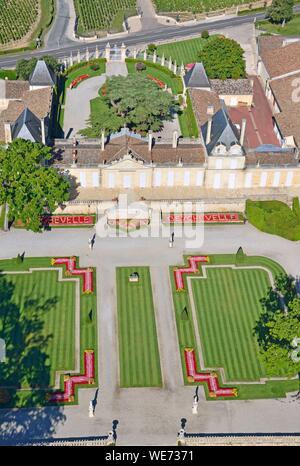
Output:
[[207, 105, 214, 116], [148, 131, 153, 152], [172, 130, 178, 148], [206, 118, 212, 145], [4, 123, 12, 144], [101, 130, 105, 151], [240, 118, 247, 146], [41, 118, 46, 145]]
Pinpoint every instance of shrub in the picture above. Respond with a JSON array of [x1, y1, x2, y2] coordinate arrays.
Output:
[[90, 63, 100, 71], [201, 30, 209, 39], [236, 246, 245, 264], [136, 62, 146, 71], [147, 43, 157, 53], [246, 199, 300, 241]]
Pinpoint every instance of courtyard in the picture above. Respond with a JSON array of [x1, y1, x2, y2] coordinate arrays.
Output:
[[0, 224, 299, 445]]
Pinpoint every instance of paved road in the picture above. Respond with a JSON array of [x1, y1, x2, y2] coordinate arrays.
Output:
[[1, 6, 300, 68], [44, 0, 76, 48], [137, 0, 159, 30], [0, 225, 299, 445]]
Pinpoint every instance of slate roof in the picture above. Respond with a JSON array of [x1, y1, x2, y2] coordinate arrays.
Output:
[[29, 60, 56, 87], [184, 63, 210, 89], [201, 106, 241, 155], [12, 107, 42, 143], [53, 135, 206, 167], [210, 79, 253, 96]]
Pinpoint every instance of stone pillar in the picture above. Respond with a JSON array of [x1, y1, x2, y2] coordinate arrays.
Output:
[[4, 123, 12, 144], [77, 50, 81, 63], [86, 47, 90, 62], [95, 46, 99, 59], [41, 118, 46, 145], [105, 42, 111, 62], [143, 50, 147, 61], [172, 130, 178, 149], [153, 51, 157, 63], [121, 43, 126, 62], [180, 62, 185, 76], [173, 60, 177, 74], [101, 130, 105, 151], [133, 48, 137, 59], [168, 57, 172, 70], [161, 53, 165, 67]]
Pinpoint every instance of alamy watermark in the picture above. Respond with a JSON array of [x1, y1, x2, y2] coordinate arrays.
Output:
[[95, 194, 205, 249]]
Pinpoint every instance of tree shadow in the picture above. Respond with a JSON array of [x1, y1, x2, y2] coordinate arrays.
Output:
[[0, 273, 66, 444]]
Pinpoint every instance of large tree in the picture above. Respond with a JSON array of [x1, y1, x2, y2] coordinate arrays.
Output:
[[82, 74, 178, 136], [254, 274, 300, 377], [0, 139, 70, 232], [267, 0, 294, 24], [198, 36, 246, 79]]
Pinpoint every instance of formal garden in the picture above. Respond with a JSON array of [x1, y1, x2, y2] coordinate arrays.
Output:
[[171, 252, 300, 399], [0, 256, 97, 408], [58, 55, 200, 139], [116, 267, 162, 387]]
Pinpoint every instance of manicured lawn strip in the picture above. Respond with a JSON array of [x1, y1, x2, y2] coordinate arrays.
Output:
[[192, 267, 269, 381], [170, 253, 297, 399], [1, 268, 75, 388], [156, 35, 217, 65], [126, 59, 183, 94], [0, 206, 5, 230], [0, 257, 98, 407], [116, 267, 162, 387], [178, 90, 199, 137], [257, 14, 300, 36]]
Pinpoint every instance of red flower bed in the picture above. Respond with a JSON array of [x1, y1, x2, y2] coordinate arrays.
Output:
[[174, 255, 209, 291], [48, 350, 95, 403], [42, 215, 94, 226], [184, 348, 237, 398], [70, 74, 90, 89], [163, 213, 243, 224], [51, 257, 94, 294], [147, 74, 165, 88]]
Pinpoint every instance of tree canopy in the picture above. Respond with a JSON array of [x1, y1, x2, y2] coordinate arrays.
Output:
[[16, 56, 60, 81], [81, 74, 178, 136], [198, 36, 246, 79], [0, 139, 70, 232], [254, 274, 300, 377], [267, 0, 294, 24]]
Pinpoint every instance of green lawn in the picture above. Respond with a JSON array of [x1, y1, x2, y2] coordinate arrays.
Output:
[[126, 59, 183, 94], [156, 36, 216, 65], [171, 254, 299, 399], [178, 91, 199, 138], [65, 60, 106, 88], [0, 257, 97, 408], [116, 267, 162, 387], [0, 70, 16, 80], [258, 14, 300, 36]]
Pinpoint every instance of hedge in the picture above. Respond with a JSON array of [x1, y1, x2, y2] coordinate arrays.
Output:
[[246, 199, 300, 241]]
